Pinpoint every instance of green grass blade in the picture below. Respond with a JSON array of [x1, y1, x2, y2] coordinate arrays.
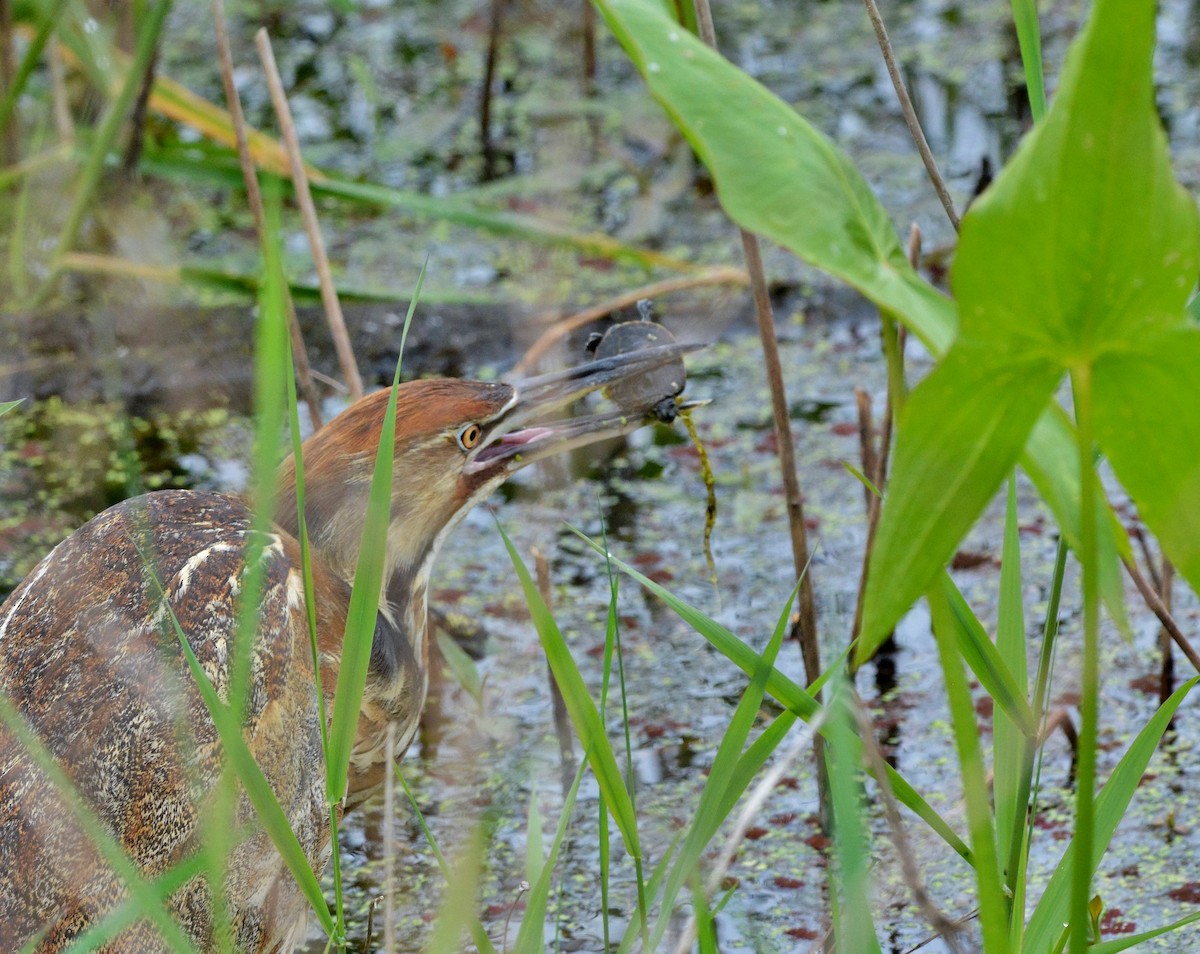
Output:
[[514, 763, 586, 953], [496, 522, 643, 865], [435, 629, 484, 705], [1024, 674, 1200, 951], [395, 767, 499, 954], [0, 691, 202, 952], [325, 263, 423, 802], [0, 0, 72, 139], [570, 526, 973, 862], [423, 827, 485, 954], [146, 581, 335, 936], [1009, 0, 1047, 123], [1089, 910, 1200, 953], [825, 679, 882, 954], [61, 852, 211, 954], [525, 787, 546, 890], [137, 145, 693, 272], [0, 400, 24, 417], [940, 570, 1036, 738], [647, 583, 798, 948], [927, 584, 1009, 954], [994, 477, 1031, 930]]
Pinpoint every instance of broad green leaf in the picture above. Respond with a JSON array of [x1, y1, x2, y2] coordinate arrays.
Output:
[[1019, 409, 1131, 636], [1024, 675, 1200, 951], [859, 350, 1061, 657], [862, 0, 1197, 648], [435, 629, 484, 705], [954, 7, 1196, 358], [1094, 330, 1200, 599], [594, 0, 957, 354]]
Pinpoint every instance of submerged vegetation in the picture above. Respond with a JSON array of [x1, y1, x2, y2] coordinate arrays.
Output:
[[3, 0, 1200, 951]]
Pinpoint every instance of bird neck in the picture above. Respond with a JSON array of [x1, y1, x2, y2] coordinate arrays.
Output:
[[271, 450, 449, 688]]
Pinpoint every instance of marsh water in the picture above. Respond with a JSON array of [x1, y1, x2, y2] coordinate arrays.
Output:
[[5, 0, 1200, 950]]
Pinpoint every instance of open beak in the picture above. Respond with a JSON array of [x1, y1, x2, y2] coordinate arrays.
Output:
[[464, 341, 702, 476]]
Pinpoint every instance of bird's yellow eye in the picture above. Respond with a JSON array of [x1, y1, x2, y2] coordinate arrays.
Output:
[[457, 423, 483, 450]]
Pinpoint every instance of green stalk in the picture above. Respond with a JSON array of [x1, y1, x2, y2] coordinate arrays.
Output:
[[597, 521, 647, 948], [994, 476, 1031, 934], [1069, 363, 1100, 954], [1013, 536, 1069, 944]]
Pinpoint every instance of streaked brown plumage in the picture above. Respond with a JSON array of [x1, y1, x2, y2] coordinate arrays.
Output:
[[0, 346, 691, 952]]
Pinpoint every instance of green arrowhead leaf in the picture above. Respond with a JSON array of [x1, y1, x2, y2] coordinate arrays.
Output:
[[861, 0, 1199, 649], [1094, 330, 1200, 592]]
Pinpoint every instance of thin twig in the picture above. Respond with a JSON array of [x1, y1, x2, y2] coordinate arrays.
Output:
[[0, 0, 16, 166], [256, 28, 365, 401], [861, 0, 960, 231], [853, 696, 967, 951], [0, 0, 16, 165], [1131, 525, 1162, 593], [212, 1, 324, 431], [511, 265, 747, 375], [672, 712, 826, 954], [854, 387, 877, 512], [1123, 555, 1200, 673], [121, 43, 159, 177], [692, 0, 827, 830], [480, 0, 507, 182], [1159, 557, 1175, 704], [580, 0, 597, 95]]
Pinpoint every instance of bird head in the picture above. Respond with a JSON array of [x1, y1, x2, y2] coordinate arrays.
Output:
[[276, 343, 697, 590]]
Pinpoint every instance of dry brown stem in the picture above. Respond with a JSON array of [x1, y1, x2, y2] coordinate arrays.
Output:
[[256, 28, 364, 402], [861, 0, 960, 231], [853, 698, 968, 952], [691, 0, 826, 829], [211, 1, 324, 432], [1123, 554, 1200, 673]]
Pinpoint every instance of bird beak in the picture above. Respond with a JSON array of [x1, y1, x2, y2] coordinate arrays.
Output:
[[464, 341, 702, 475]]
